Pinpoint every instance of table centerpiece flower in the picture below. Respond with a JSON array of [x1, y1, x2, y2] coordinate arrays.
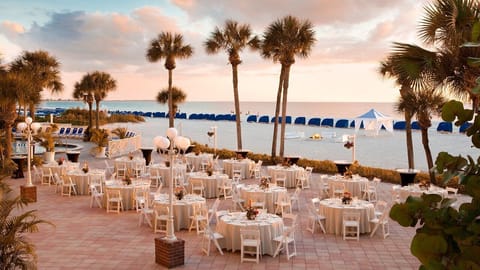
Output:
[[123, 169, 132, 185], [419, 180, 430, 190], [342, 191, 352, 205], [344, 168, 353, 179], [57, 157, 65, 166], [246, 207, 259, 220], [259, 177, 269, 190], [82, 162, 89, 173], [175, 186, 185, 200], [206, 162, 214, 176]]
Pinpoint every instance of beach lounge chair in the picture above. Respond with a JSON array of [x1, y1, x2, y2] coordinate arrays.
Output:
[[63, 127, 71, 137], [73, 127, 84, 138], [68, 127, 78, 138], [57, 127, 65, 136]]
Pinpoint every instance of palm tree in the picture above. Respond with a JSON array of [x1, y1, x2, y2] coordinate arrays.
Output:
[[397, 89, 446, 183], [261, 15, 316, 158], [90, 71, 117, 129], [204, 20, 260, 150], [0, 173, 53, 269], [156, 86, 187, 114], [418, 0, 480, 111], [146, 32, 193, 128], [73, 74, 95, 139], [0, 71, 32, 158], [9, 50, 63, 120]]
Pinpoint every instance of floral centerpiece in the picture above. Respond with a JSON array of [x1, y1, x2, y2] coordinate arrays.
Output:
[[82, 162, 89, 173], [206, 162, 214, 176], [123, 168, 132, 185], [342, 191, 352, 205], [175, 186, 185, 200], [344, 141, 354, 149], [128, 152, 134, 160], [246, 207, 259, 220], [57, 157, 65, 166], [344, 168, 353, 179], [259, 177, 269, 189], [419, 180, 430, 190]]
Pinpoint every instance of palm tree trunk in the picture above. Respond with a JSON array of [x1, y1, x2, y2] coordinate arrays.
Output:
[[279, 65, 291, 158], [405, 111, 415, 169], [88, 102, 93, 135], [168, 69, 174, 128], [29, 103, 35, 121], [231, 64, 242, 150], [420, 127, 436, 184], [95, 100, 100, 130], [271, 66, 285, 158], [1, 104, 17, 158]]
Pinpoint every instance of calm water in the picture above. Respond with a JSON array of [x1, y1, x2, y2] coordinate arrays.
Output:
[[41, 100, 476, 171]]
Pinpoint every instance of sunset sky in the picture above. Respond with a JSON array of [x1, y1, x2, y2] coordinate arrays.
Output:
[[0, 0, 429, 102]]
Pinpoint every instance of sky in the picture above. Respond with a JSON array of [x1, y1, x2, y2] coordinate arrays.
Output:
[[0, 0, 430, 102]]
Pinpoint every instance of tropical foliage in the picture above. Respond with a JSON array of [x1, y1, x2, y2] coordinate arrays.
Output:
[[146, 32, 193, 128], [261, 15, 316, 158], [390, 100, 480, 269], [73, 71, 117, 139], [9, 50, 63, 120], [90, 128, 110, 148], [111, 127, 128, 139], [204, 19, 260, 150], [33, 123, 59, 152], [0, 165, 52, 269], [156, 86, 187, 114]]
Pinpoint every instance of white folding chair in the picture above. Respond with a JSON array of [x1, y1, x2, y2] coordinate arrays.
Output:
[[273, 223, 297, 260], [153, 203, 169, 233], [290, 187, 301, 210], [189, 178, 205, 197], [218, 176, 233, 200], [232, 187, 245, 211], [370, 203, 390, 239], [274, 191, 292, 216], [61, 176, 78, 197], [89, 184, 104, 208], [201, 224, 224, 256], [343, 211, 360, 241], [240, 226, 261, 263], [106, 188, 123, 214], [188, 203, 208, 234], [306, 204, 326, 234], [274, 171, 286, 187]]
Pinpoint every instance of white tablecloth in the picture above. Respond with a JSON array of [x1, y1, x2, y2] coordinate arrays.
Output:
[[149, 164, 187, 187], [222, 159, 252, 179], [397, 184, 448, 201], [216, 212, 283, 256], [185, 153, 213, 172], [67, 169, 106, 195], [318, 198, 374, 235], [238, 184, 288, 214], [153, 194, 206, 231], [186, 172, 228, 198], [267, 165, 304, 188], [327, 175, 368, 198]]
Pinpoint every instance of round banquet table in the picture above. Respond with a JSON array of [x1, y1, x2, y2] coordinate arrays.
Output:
[[396, 184, 448, 201], [267, 165, 304, 188], [67, 169, 105, 195], [216, 212, 283, 256], [327, 175, 368, 198], [186, 172, 228, 198], [104, 180, 151, 210], [149, 164, 187, 187], [238, 184, 287, 214], [334, 160, 352, 175], [153, 193, 206, 231], [318, 198, 374, 236], [185, 153, 213, 172], [222, 159, 252, 179]]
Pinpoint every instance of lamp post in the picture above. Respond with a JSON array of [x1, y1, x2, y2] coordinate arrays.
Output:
[[17, 117, 41, 187], [207, 126, 217, 156], [348, 135, 356, 162], [153, 128, 190, 241]]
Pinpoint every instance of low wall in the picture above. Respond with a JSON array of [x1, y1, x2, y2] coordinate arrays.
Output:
[[108, 135, 142, 158]]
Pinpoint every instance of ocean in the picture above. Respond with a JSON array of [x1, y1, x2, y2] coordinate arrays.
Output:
[[40, 100, 477, 171]]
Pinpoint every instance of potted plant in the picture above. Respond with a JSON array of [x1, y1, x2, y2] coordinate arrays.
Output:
[[90, 128, 109, 158], [34, 124, 58, 164], [111, 127, 128, 139]]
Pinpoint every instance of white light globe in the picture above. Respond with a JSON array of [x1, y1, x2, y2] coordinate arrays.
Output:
[[17, 122, 27, 131], [31, 123, 41, 132], [166, 128, 178, 140], [153, 136, 170, 149]]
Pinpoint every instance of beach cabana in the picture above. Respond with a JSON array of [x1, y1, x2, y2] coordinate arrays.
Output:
[[321, 118, 334, 127], [437, 121, 453, 133], [460, 122, 472, 133], [258, 115, 270, 123], [246, 115, 257, 123], [354, 109, 393, 135], [335, 119, 349, 128], [294, 116, 306, 125], [307, 118, 321, 126]]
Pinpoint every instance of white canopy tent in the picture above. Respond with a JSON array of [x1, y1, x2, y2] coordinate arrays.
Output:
[[354, 109, 394, 135]]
